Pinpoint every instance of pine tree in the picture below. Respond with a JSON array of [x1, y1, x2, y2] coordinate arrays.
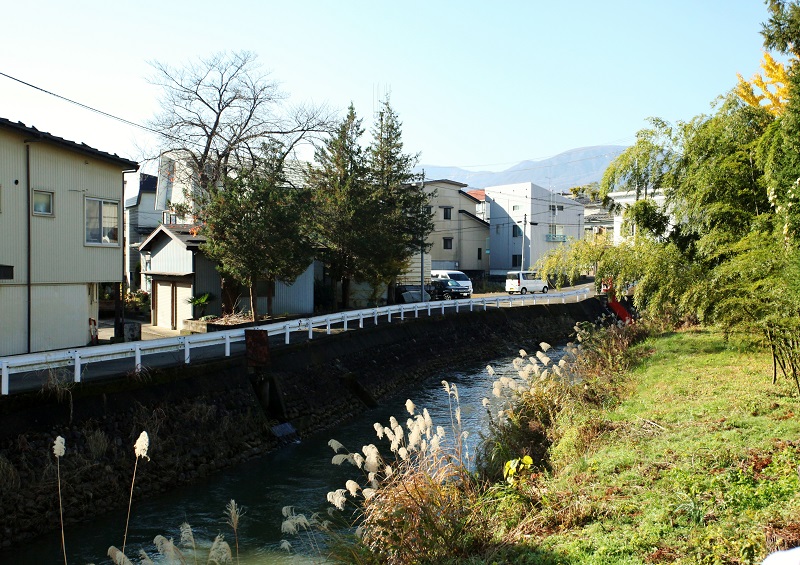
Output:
[[366, 97, 433, 303], [306, 104, 372, 309]]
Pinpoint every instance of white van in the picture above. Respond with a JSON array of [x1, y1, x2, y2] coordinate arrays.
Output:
[[505, 271, 548, 294], [430, 270, 473, 296]]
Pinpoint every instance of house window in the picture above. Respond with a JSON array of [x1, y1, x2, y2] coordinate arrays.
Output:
[[443, 237, 453, 250], [512, 205, 520, 211], [85, 198, 119, 245], [549, 224, 564, 236], [33, 190, 54, 216], [512, 254, 522, 267], [477, 248, 482, 260], [512, 225, 522, 237], [495, 224, 501, 234], [549, 205, 564, 212], [443, 207, 452, 220]]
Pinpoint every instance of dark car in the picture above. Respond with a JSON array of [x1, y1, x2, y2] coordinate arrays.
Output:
[[428, 279, 471, 300]]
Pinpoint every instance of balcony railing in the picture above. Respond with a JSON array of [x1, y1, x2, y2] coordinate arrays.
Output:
[[546, 234, 567, 242]]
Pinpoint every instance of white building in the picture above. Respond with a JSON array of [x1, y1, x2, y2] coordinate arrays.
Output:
[[607, 190, 667, 244], [124, 172, 159, 291], [485, 182, 584, 275]]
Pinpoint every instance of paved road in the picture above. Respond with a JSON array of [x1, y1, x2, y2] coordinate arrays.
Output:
[[7, 283, 598, 396]]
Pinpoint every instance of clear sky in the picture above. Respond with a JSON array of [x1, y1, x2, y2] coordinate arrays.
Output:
[[0, 0, 777, 184]]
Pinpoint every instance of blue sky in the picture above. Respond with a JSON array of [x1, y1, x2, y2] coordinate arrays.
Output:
[[1, 0, 777, 183]]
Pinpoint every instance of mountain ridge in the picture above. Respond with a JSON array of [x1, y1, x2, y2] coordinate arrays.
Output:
[[416, 145, 627, 192]]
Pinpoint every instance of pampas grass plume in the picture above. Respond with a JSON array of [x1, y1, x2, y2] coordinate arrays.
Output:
[[208, 534, 232, 564], [405, 399, 415, 415], [53, 436, 65, 458], [346, 479, 360, 496], [134, 431, 150, 461], [107, 545, 133, 565], [328, 439, 344, 453], [225, 499, 244, 564]]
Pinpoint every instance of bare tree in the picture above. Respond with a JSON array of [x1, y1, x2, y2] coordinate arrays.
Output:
[[148, 50, 330, 194]]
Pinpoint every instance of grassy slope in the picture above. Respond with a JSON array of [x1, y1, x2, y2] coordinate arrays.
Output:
[[531, 328, 800, 564]]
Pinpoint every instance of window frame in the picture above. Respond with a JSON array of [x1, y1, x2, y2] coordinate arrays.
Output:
[[443, 207, 452, 220], [32, 190, 54, 216], [512, 224, 522, 237], [85, 197, 120, 247], [442, 237, 453, 250]]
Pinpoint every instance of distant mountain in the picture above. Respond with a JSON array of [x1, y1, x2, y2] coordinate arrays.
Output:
[[416, 145, 627, 193]]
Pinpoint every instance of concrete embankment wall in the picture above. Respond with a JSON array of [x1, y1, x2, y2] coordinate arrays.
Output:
[[0, 299, 606, 550]]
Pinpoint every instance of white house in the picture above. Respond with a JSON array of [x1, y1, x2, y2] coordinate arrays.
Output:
[[607, 189, 667, 244], [485, 182, 584, 275], [0, 117, 138, 356], [124, 172, 159, 291]]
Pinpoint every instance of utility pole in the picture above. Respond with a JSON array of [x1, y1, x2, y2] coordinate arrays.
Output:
[[420, 177, 425, 301]]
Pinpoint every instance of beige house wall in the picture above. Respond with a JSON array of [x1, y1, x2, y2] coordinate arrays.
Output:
[[423, 180, 488, 273], [28, 142, 124, 283], [0, 286, 28, 356], [0, 122, 134, 356]]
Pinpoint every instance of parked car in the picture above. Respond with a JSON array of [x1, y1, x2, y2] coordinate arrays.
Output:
[[428, 279, 471, 300], [430, 270, 473, 296], [505, 271, 548, 294], [395, 284, 431, 304]]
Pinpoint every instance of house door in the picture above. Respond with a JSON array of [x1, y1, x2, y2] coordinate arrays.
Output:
[[154, 281, 193, 330], [175, 283, 193, 328], [154, 281, 173, 329]]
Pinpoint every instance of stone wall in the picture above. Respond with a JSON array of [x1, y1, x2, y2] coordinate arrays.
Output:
[[0, 299, 606, 550]]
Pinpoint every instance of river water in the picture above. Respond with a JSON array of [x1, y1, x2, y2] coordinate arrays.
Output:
[[7, 345, 564, 564]]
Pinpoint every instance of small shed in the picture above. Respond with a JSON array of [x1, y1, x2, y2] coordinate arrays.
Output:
[[138, 225, 314, 330]]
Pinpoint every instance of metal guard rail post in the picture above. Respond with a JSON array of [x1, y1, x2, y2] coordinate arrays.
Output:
[[0, 288, 591, 394]]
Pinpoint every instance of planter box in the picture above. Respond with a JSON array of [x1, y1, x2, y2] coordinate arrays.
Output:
[[183, 318, 267, 333]]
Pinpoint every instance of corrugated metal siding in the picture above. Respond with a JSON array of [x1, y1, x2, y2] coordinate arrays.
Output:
[[149, 237, 193, 274], [30, 284, 90, 352], [0, 129, 29, 284], [256, 263, 314, 315], [0, 285, 28, 355], [194, 254, 222, 317], [397, 252, 432, 284], [28, 143, 125, 284]]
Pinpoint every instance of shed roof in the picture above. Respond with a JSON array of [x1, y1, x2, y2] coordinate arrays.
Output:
[[138, 224, 206, 253]]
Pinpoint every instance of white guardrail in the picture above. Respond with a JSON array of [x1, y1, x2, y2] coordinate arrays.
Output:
[[0, 288, 591, 395]]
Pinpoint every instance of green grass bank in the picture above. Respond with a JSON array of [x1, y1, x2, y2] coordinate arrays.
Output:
[[491, 328, 800, 564]]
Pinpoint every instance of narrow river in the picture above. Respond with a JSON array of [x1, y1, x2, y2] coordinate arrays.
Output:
[[9, 345, 564, 564]]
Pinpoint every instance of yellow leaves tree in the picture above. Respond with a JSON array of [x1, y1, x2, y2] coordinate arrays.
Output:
[[736, 52, 791, 115]]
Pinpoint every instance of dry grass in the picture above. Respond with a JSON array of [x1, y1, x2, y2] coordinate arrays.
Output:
[[84, 428, 109, 461]]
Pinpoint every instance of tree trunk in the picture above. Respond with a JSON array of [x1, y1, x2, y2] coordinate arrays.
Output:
[[342, 276, 351, 309], [249, 283, 257, 321], [266, 278, 274, 318]]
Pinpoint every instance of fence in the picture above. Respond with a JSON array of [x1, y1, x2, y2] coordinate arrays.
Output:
[[1, 288, 592, 395]]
